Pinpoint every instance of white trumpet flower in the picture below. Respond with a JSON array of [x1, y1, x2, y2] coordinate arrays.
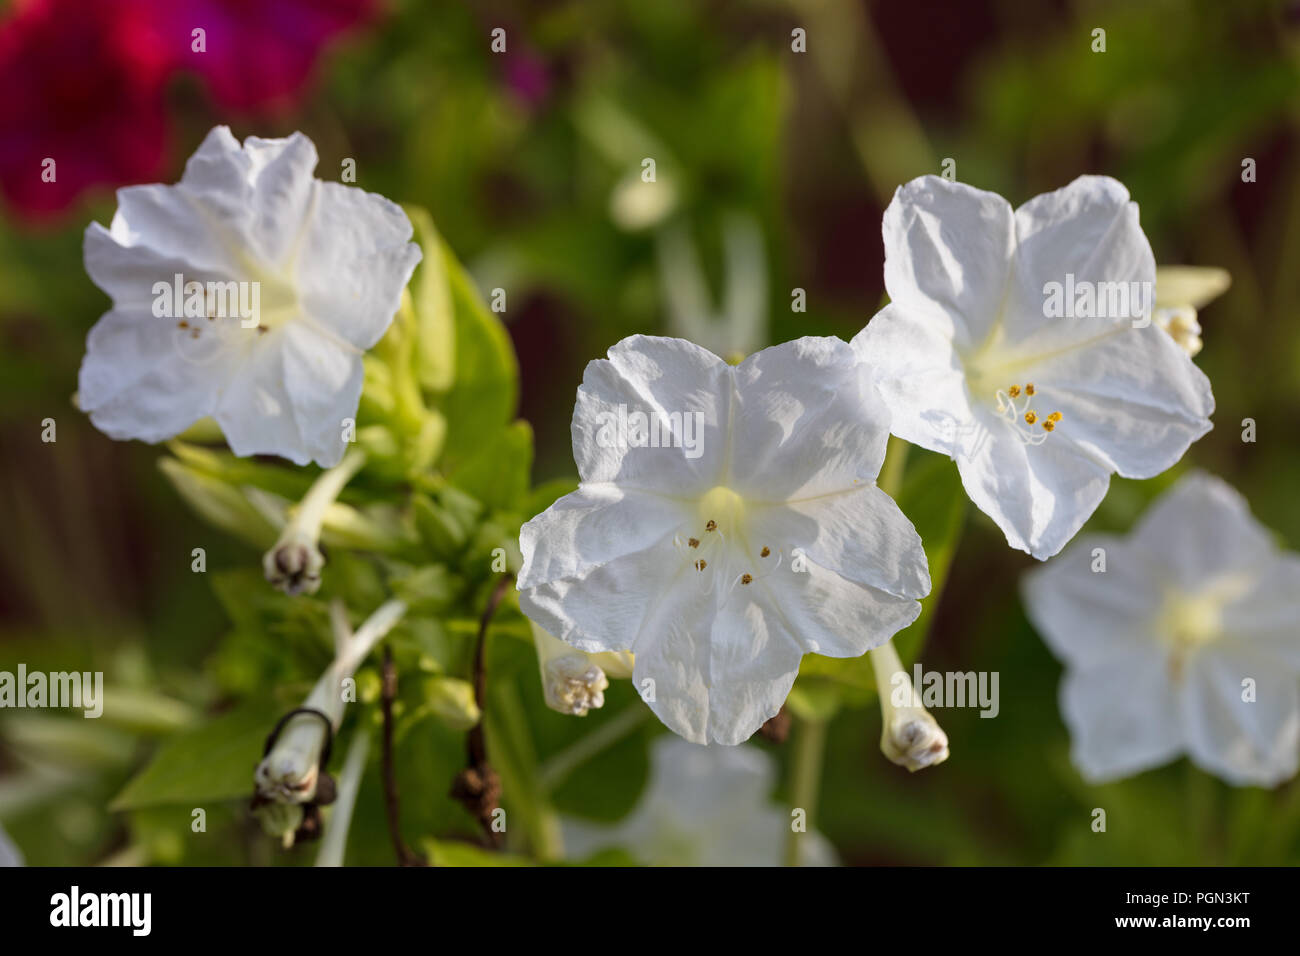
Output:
[[854, 175, 1214, 559], [1023, 472, 1300, 786], [518, 335, 929, 745], [79, 126, 421, 467]]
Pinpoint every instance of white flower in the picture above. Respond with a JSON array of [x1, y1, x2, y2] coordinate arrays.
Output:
[[531, 620, 633, 716], [1152, 265, 1230, 357], [518, 334, 930, 746], [562, 735, 836, 866], [854, 175, 1214, 560], [1023, 472, 1300, 786], [79, 126, 422, 468]]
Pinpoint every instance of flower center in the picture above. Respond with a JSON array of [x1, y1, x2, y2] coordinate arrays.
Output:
[[675, 486, 783, 599], [1156, 574, 1250, 680], [992, 382, 1063, 445]]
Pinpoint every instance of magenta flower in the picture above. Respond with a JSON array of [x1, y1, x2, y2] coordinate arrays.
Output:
[[154, 0, 380, 112], [0, 0, 170, 222]]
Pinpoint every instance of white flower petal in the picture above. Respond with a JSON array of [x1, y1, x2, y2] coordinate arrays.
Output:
[[572, 335, 731, 495], [519, 484, 692, 591], [1220, 556, 1300, 668], [727, 336, 890, 499], [294, 182, 422, 350], [1128, 471, 1276, 587], [78, 308, 236, 443], [956, 426, 1112, 559], [1008, 175, 1154, 336], [882, 176, 1015, 351], [1013, 326, 1213, 479], [1061, 650, 1183, 783], [851, 304, 977, 457], [212, 332, 306, 464], [1183, 648, 1300, 787], [243, 133, 319, 268], [750, 484, 930, 599], [1022, 534, 1165, 668], [1155, 265, 1230, 310]]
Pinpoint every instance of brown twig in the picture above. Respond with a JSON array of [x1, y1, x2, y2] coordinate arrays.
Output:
[[382, 645, 427, 866], [450, 573, 514, 847]]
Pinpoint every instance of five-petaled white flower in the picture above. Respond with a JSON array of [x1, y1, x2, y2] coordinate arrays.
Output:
[[79, 126, 422, 467], [1023, 472, 1300, 787], [854, 175, 1214, 559], [562, 735, 836, 866], [517, 334, 930, 746]]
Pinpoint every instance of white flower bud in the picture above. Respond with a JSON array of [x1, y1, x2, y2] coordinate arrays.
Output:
[[531, 621, 631, 716], [870, 640, 949, 773], [262, 450, 365, 595], [1153, 306, 1203, 358], [254, 599, 405, 806]]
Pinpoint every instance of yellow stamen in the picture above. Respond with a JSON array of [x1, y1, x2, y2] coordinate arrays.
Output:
[[741, 573, 753, 585], [1008, 384, 1021, 398], [705, 520, 717, 532], [1025, 383, 1036, 396], [760, 546, 770, 558], [1024, 411, 1038, 425], [1041, 420, 1055, 432], [694, 559, 707, 571], [1048, 411, 1062, 422], [688, 538, 699, 549]]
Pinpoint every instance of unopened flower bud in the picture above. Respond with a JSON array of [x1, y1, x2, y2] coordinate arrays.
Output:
[[870, 640, 949, 773], [530, 621, 631, 716], [1153, 306, 1203, 358], [262, 450, 365, 595], [254, 600, 405, 814]]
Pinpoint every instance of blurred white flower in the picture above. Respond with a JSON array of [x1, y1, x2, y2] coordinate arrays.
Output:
[[79, 126, 421, 467], [1023, 472, 1300, 786], [854, 175, 1214, 559], [518, 335, 929, 745], [563, 735, 836, 866], [1152, 265, 1231, 357]]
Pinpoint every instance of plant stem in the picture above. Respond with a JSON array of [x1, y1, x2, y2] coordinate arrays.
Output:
[[382, 646, 426, 866], [784, 715, 828, 867], [315, 729, 370, 867]]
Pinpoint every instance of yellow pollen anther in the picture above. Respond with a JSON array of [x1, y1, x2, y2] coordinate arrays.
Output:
[[1007, 384, 1021, 398], [1041, 420, 1055, 432], [1048, 411, 1062, 423], [1025, 383, 1036, 396], [705, 520, 717, 532], [760, 546, 770, 558], [694, 559, 707, 571], [741, 573, 753, 585], [1024, 411, 1038, 425], [688, 538, 700, 549]]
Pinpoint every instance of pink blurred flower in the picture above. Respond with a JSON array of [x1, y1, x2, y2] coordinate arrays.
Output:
[[156, 0, 380, 113], [0, 0, 171, 222]]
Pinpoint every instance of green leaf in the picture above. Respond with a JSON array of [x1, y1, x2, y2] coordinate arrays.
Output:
[[405, 206, 456, 393], [892, 449, 968, 664], [421, 838, 534, 867], [447, 420, 534, 512], [437, 241, 519, 467], [110, 700, 284, 811]]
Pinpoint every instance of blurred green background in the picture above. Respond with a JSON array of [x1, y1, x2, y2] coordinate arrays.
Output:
[[2, 0, 1299, 865]]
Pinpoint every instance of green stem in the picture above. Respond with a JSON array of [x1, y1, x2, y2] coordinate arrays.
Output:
[[784, 716, 828, 867], [877, 435, 909, 499]]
